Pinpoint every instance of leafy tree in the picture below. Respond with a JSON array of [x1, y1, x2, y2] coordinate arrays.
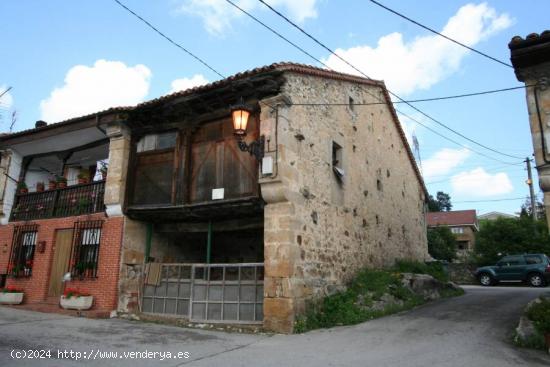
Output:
[[473, 216, 550, 266], [427, 191, 452, 212], [427, 227, 457, 262], [520, 197, 546, 221]]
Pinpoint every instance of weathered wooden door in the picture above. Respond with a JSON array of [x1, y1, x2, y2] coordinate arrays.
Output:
[[189, 118, 258, 203], [48, 229, 73, 297]]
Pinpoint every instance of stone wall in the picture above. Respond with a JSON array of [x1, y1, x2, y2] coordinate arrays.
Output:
[[261, 73, 429, 332]]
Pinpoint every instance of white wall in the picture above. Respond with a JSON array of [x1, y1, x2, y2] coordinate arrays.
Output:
[[1, 150, 22, 225]]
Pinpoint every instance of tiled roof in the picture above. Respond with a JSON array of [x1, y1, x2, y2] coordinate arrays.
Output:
[[0, 62, 426, 196], [426, 210, 477, 227], [509, 30, 550, 50]]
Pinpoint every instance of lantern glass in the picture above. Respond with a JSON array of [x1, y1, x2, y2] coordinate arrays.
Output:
[[232, 108, 250, 135]]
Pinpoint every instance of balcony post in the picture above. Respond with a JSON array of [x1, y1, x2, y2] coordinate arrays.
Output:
[[104, 122, 131, 217]]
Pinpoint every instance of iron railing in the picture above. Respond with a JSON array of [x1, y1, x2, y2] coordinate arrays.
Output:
[[10, 181, 106, 222], [142, 263, 264, 324]]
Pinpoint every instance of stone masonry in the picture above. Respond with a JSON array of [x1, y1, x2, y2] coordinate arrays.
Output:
[[260, 70, 429, 333]]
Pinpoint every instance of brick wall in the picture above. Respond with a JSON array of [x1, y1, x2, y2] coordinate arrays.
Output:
[[0, 213, 123, 311]]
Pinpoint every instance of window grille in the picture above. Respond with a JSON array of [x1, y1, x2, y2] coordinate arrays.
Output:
[[8, 224, 38, 277], [70, 220, 103, 279]]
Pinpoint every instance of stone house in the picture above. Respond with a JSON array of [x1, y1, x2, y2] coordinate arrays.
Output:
[[0, 62, 429, 332], [426, 210, 478, 257], [509, 31, 550, 228]]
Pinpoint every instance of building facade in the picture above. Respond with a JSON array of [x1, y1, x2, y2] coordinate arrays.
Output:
[[0, 63, 429, 333], [509, 31, 550, 228], [426, 210, 478, 258]]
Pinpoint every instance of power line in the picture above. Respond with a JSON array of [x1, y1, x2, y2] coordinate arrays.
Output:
[[290, 85, 531, 105], [112, 0, 225, 79], [453, 197, 526, 203], [367, 0, 513, 69], [0, 86, 12, 99], [254, 0, 525, 161]]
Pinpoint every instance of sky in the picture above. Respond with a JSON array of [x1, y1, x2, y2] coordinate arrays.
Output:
[[0, 0, 548, 215]]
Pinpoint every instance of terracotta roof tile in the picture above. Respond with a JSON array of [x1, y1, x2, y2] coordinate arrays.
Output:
[[426, 210, 477, 227]]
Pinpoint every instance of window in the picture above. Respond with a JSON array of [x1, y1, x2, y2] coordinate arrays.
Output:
[[348, 96, 355, 112], [525, 255, 543, 265], [71, 221, 103, 279], [136, 132, 177, 152], [133, 132, 177, 205], [451, 227, 464, 234], [8, 224, 38, 277], [332, 141, 344, 180], [457, 241, 468, 250]]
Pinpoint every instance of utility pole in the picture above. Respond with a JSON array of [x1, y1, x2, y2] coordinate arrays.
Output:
[[526, 157, 538, 220]]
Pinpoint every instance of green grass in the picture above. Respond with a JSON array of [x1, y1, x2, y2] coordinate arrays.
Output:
[[391, 260, 448, 282], [294, 261, 461, 333]]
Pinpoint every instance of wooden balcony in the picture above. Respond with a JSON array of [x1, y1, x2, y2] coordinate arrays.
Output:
[[9, 181, 106, 222]]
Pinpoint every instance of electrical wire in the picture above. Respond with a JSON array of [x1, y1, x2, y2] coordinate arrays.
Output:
[[453, 197, 526, 203], [367, 0, 513, 69], [290, 85, 531, 105], [254, 0, 526, 161], [112, 0, 225, 79]]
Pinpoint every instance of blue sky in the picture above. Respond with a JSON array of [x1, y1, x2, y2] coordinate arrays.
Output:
[[1, 0, 548, 215]]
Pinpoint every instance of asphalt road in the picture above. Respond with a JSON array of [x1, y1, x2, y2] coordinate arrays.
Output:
[[1, 285, 549, 366]]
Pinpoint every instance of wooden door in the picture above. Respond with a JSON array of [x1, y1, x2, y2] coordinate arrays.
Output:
[[189, 118, 258, 203], [48, 229, 73, 297]]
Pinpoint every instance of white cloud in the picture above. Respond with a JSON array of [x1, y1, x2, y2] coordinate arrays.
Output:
[[324, 3, 513, 95], [40, 60, 151, 122], [423, 148, 471, 179], [0, 85, 13, 109], [451, 167, 513, 196], [177, 0, 318, 35], [170, 74, 209, 93]]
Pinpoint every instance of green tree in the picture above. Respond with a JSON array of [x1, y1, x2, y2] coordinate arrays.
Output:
[[428, 191, 452, 212], [427, 227, 457, 261], [474, 216, 550, 266]]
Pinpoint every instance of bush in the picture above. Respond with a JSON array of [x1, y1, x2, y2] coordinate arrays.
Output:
[[392, 260, 448, 282], [527, 297, 550, 335], [474, 217, 550, 266], [427, 227, 457, 262]]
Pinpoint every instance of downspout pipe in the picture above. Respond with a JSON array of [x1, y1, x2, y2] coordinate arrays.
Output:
[[145, 223, 153, 263], [534, 80, 550, 165]]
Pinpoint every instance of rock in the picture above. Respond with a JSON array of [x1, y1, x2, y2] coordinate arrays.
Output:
[[515, 315, 538, 343], [400, 273, 460, 300], [326, 284, 346, 296], [371, 293, 404, 311]]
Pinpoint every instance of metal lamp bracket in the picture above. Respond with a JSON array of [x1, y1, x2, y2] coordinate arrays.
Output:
[[237, 135, 265, 161]]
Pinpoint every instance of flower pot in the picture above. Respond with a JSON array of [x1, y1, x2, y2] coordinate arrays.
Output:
[[19, 188, 28, 195], [60, 295, 93, 310], [36, 183, 45, 192], [57, 182, 67, 189], [78, 178, 89, 185], [0, 292, 24, 305], [48, 181, 57, 190]]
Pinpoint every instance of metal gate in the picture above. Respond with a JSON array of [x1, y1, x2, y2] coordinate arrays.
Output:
[[141, 263, 263, 324]]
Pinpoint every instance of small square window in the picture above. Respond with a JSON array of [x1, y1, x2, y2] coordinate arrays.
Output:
[[332, 142, 344, 180]]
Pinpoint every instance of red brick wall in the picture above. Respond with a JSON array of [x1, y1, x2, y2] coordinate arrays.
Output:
[[0, 214, 123, 311]]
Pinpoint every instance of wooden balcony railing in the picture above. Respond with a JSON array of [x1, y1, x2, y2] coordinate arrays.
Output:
[[10, 181, 106, 222]]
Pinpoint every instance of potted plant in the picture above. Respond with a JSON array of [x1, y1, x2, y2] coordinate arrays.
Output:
[[17, 181, 28, 194], [60, 288, 93, 310], [0, 286, 24, 305], [527, 297, 550, 353], [98, 161, 108, 180], [48, 179, 57, 190], [36, 181, 45, 192], [56, 175, 67, 189], [77, 170, 90, 185]]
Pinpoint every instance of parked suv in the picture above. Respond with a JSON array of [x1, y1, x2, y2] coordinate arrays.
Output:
[[475, 254, 550, 287]]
